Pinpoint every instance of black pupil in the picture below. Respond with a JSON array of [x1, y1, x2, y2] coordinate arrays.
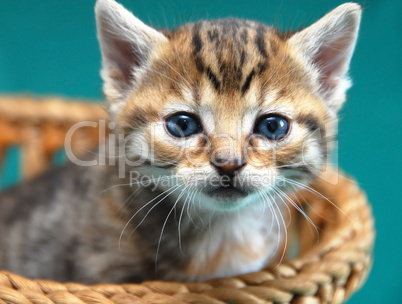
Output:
[[266, 119, 280, 133], [177, 116, 190, 132]]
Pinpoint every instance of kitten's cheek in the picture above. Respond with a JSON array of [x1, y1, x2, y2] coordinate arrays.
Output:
[[180, 152, 211, 169], [244, 145, 276, 169], [245, 157, 272, 169]]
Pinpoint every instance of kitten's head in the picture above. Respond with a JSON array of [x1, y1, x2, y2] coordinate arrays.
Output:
[[95, 0, 361, 210]]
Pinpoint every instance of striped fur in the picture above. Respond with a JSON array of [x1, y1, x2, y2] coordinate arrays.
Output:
[[0, 0, 361, 283]]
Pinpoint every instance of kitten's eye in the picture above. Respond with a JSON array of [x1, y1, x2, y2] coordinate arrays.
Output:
[[165, 113, 202, 138], [254, 114, 290, 140]]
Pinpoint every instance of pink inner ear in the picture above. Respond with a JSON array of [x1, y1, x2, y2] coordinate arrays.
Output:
[[105, 38, 141, 84], [314, 34, 353, 97], [315, 39, 349, 94]]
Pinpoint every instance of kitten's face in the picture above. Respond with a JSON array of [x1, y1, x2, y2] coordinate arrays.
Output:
[[96, 1, 360, 210]]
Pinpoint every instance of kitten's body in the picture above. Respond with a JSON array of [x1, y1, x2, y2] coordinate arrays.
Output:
[[0, 0, 361, 284], [0, 161, 279, 283]]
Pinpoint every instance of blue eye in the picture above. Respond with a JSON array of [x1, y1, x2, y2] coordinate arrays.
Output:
[[254, 114, 290, 140], [166, 113, 202, 138]]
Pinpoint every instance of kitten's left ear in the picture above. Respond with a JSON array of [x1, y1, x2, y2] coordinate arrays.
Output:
[[288, 3, 361, 111]]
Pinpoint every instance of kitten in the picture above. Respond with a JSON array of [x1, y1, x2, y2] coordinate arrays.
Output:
[[0, 0, 361, 284]]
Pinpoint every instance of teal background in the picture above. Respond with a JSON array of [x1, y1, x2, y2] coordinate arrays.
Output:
[[0, 0, 400, 302]]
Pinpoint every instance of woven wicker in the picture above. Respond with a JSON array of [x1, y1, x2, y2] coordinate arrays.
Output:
[[0, 96, 375, 304]]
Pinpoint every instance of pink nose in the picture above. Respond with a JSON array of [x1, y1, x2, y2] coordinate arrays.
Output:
[[211, 158, 246, 176]]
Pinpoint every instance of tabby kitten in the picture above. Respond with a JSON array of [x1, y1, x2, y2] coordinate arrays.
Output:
[[0, 0, 361, 284]]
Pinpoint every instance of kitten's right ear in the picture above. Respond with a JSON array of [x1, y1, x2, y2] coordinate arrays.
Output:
[[95, 0, 168, 111]]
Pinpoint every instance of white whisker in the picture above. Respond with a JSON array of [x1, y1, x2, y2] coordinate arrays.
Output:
[[119, 184, 182, 249], [272, 198, 288, 267], [177, 187, 192, 254], [278, 176, 355, 225], [274, 185, 318, 236], [116, 186, 143, 217], [264, 189, 283, 260], [174, 45, 193, 84], [101, 174, 180, 193], [261, 190, 276, 235], [155, 184, 187, 273]]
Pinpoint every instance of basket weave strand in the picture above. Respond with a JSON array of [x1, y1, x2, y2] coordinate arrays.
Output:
[[0, 96, 108, 180], [0, 96, 375, 304]]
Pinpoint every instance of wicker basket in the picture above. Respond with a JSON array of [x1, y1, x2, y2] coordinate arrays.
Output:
[[0, 96, 375, 304]]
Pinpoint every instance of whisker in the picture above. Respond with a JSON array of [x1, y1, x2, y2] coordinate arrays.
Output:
[[174, 45, 193, 84], [272, 198, 288, 267], [190, 189, 204, 228], [155, 184, 187, 273], [272, 186, 293, 227], [101, 175, 180, 193], [270, 187, 289, 225], [177, 187, 192, 254], [147, 66, 186, 90], [129, 184, 184, 237], [277, 176, 355, 225], [289, 183, 334, 225], [264, 190, 283, 260], [256, 189, 267, 220], [261, 190, 276, 235], [194, 190, 205, 227], [118, 184, 182, 248], [261, 55, 286, 91], [116, 186, 143, 217], [274, 185, 318, 236], [157, 54, 192, 87], [272, 162, 309, 169]]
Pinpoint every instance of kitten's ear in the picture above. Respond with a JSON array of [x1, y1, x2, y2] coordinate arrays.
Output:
[[95, 0, 168, 109], [288, 3, 361, 111]]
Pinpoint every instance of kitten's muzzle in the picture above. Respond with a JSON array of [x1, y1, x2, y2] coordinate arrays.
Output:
[[206, 158, 248, 202]]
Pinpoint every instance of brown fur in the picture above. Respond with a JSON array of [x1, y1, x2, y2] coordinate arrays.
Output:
[[0, 0, 361, 283], [116, 19, 332, 183]]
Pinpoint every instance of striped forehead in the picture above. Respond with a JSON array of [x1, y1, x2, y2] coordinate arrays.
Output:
[[150, 18, 305, 107], [189, 19, 279, 95], [143, 19, 328, 133]]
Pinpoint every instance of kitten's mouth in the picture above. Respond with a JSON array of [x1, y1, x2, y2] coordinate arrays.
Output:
[[205, 184, 248, 201]]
